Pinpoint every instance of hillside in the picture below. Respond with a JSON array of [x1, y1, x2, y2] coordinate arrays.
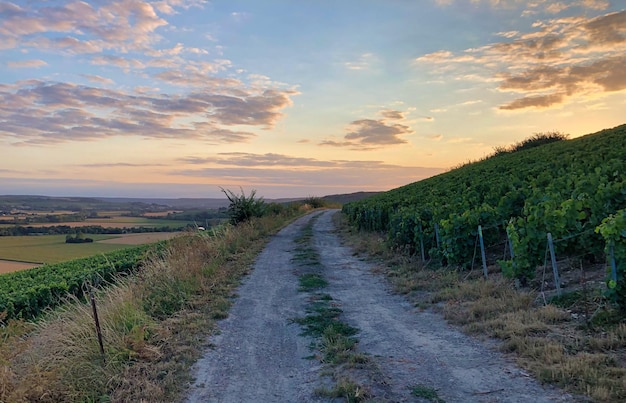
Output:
[[343, 124, 626, 283]]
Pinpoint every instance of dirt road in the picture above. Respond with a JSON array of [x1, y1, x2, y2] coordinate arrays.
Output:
[[185, 210, 574, 402]]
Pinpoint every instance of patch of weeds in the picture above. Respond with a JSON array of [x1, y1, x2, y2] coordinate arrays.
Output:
[[411, 385, 445, 402], [294, 214, 368, 399], [320, 324, 357, 364], [299, 273, 328, 291], [316, 378, 369, 402], [590, 307, 625, 327], [292, 250, 321, 266], [550, 291, 584, 309], [296, 297, 358, 338]]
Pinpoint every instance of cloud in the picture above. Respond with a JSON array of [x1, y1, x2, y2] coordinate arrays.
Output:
[[81, 74, 115, 85], [433, 0, 609, 13], [0, 79, 296, 145], [319, 109, 415, 150], [345, 119, 412, 145], [415, 10, 626, 110], [0, 0, 176, 54], [91, 55, 146, 71], [380, 109, 405, 120], [77, 162, 167, 168], [171, 152, 445, 191], [344, 53, 378, 71], [6, 59, 47, 68]]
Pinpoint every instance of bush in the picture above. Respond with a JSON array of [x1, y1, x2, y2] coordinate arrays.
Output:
[[220, 187, 267, 225], [596, 209, 626, 310]]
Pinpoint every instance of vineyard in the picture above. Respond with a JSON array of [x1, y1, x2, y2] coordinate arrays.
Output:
[[343, 124, 626, 304], [0, 244, 158, 320]]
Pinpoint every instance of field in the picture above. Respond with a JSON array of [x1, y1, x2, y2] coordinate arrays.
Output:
[[0, 216, 192, 228], [0, 260, 41, 274], [0, 232, 182, 272]]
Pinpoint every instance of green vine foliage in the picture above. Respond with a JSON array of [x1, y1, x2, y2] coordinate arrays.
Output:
[[596, 209, 626, 309], [343, 124, 626, 282]]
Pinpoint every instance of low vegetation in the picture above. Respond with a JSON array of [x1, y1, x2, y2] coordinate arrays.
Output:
[[335, 212, 626, 402], [292, 217, 370, 401], [343, 124, 625, 291], [220, 187, 267, 225], [0, 198, 313, 401]]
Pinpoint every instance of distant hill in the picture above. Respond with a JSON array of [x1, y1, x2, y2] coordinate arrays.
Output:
[[0, 192, 382, 212], [96, 197, 230, 209]]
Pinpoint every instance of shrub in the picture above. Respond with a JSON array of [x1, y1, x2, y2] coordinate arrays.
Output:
[[220, 187, 267, 225], [596, 209, 626, 310]]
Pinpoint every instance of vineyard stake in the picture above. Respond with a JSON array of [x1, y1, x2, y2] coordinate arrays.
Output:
[[609, 242, 617, 283], [418, 222, 426, 262], [90, 289, 106, 363], [434, 223, 441, 250], [478, 225, 488, 279], [547, 233, 561, 296]]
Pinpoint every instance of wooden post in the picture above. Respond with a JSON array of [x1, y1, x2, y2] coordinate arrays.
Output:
[[609, 242, 617, 283], [418, 222, 425, 262], [478, 225, 488, 279], [547, 233, 561, 296], [90, 289, 106, 362]]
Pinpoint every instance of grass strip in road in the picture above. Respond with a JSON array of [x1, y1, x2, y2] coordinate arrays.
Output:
[[292, 215, 370, 401], [298, 273, 328, 291]]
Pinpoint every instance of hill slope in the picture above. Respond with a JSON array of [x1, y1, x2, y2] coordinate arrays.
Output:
[[343, 124, 626, 281]]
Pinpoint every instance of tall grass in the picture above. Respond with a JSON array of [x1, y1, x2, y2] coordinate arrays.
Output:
[[0, 207, 307, 402]]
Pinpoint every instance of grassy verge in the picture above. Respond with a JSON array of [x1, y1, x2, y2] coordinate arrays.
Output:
[[292, 216, 371, 402], [334, 212, 626, 402], [0, 208, 307, 402]]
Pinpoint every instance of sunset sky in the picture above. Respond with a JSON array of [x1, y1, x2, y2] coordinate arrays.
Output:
[[1, 0, 625, 199]]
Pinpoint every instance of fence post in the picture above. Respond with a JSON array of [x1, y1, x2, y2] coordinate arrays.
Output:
[[506, 226, 516, 260], [418, 222, 426, 262], [609, 242, 617, 283], [547, 233, 561, 296], [478, 225, 488, 279], [90, 289, 106, 363], [434, 223, 441, 250]]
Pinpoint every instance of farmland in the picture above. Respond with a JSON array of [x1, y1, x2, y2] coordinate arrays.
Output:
[[343, 124, 626, 298], [0, 216, 193, 228], [0, 232, 182, 273], [0, 196, 223, 274], [0, 244, 156, 320]]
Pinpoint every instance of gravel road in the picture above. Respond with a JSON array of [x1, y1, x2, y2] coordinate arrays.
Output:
[[185, 210, 575, 402]]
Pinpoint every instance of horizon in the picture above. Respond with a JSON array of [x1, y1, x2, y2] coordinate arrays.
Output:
[[1, 1, 625, 199]]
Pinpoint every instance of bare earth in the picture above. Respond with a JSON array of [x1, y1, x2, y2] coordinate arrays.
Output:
[[185, 210, 576, 402], [0, 260, 40, 274], [97, 232, 182, 245]]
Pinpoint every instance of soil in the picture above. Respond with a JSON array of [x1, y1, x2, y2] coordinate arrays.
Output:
[[185, 210, 578, 402], [96, 232, 181, 245], [0, 259, 40, 274]]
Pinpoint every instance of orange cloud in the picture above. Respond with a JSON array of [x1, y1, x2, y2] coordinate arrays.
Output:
[[416, 10, 626, 110], [319, 108, 416, 150]]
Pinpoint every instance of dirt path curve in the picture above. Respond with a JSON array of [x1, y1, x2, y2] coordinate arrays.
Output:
[[185, 210, 574, 402]]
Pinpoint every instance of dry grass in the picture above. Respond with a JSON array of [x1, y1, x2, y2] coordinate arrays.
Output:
[[335, 211, 626, 402], [0, 209, 306, 402]]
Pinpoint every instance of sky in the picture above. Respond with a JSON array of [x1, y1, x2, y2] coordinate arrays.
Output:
[[1, 0, 625, 199]]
